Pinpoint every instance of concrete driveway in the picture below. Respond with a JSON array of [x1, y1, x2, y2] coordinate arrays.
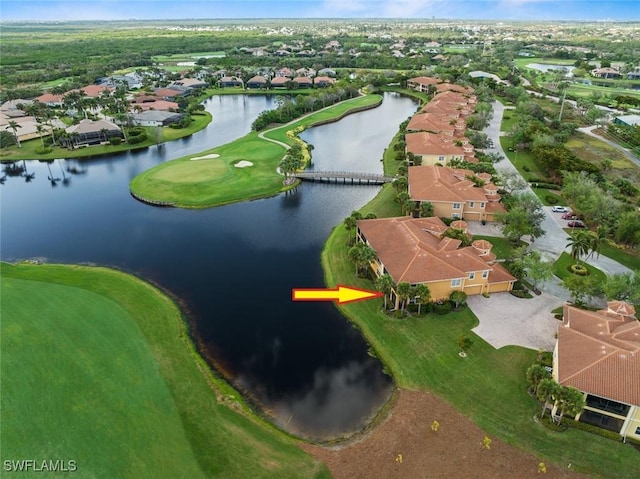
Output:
[[468, 292, 565, 352]]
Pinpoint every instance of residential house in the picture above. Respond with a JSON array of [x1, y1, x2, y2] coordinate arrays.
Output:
[[80, 85, 114, 98], [35, 93, 64, 107], [314, 76, 336, 88], [154, 88, 188, 101], [168, 78, 208, 90], [270, 77, 290, 89], [246, 76, 268, 89], [405, 132, 475, 166], [1, 113, 50, 142], [435, 83, 475, 95], [408, 165, 505, 222], [318, 68, 337, 77], [292, 76, 312, 89], [217, 76, 244, 88], [62, 119, 123, 147], [131, 96, 179, 112], [553, 302, 640, 441], [0, 99, 34, 113], [591, 67, 622, 79], [407, 76, 440, 93], [356, 216, 515, 306], [627, 71, 640, 80], [131, 110, 184, 127], [275, 67, 293, 78]]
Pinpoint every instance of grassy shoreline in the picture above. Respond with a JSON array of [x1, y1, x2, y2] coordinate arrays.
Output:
[[0, 262, 329, 478], [129, 94, 382, 209]]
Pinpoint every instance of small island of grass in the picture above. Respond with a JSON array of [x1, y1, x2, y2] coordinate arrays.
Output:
[[129, 94, 382, 208], [0, 262, 328, 479]]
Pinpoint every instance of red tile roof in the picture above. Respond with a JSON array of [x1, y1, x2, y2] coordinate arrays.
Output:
[[557, 303, 640, 406], [408, 165, 500, 205], [405, 132, 472, 159], [357, 216, 513, 287]]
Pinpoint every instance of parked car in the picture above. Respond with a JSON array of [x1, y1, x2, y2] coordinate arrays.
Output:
[[568, 221, 586, 228], [552, 206, 569, 213]]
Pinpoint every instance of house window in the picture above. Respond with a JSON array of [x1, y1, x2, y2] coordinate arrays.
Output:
[[469, 272, 475, 280], [480, 202, 486, 208], [438, 156, 445, 162], [451, 213, 460, 219], [453, 203, 461, 209], [636, 426, 640, 435], [451, 279, 461, 287], [482, 271, 489, 278], [469, 201, 475, 208]]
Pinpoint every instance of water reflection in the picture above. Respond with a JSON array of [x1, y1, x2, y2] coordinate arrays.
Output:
[[1, 93, 418, 439]]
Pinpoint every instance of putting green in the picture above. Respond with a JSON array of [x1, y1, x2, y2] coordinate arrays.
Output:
[[151, 158, 229, 182]]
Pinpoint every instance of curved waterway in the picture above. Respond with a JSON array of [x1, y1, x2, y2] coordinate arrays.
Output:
[[0, 92, 418, 439]]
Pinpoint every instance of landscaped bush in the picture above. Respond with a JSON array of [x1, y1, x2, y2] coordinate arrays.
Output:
[[510, 290, 533, 299], [109, 137, 122, 145], [35, 146, 53, 154], [545, 195, 559, 204], [570, 264, 589, 275], [433, 301, 453, 315], [566, 419, 628, 443], [127, 134, 147, 145]]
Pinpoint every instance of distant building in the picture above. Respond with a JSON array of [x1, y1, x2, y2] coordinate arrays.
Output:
[[131, 111, 184, 127], [217, 76, 244, 88], [407, 76, 440, 92], [590, 67, 622, 79], [292, 76, 312, 89], [614, 115, 640, 127], [313, 76, 335, 88], [246, 76, 268, 89]]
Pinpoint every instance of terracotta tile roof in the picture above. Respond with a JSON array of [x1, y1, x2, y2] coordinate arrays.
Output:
[[313, 76, 335, 85], [154, 88, 184, 98], [435, 83, 475, 94], [270, 77, 289, 86], [408, 165, 490, 203], [408, 76, 440, 86], [293, 76, 312, 85], [36, 93, 63, 104], [405, 132, 470, 159], [407, 113, 462, 134], [81, 85, 114, 97], [557, 304, 640, 406], [450, 220, 467, 230], [247, 75, 267, 84], [356, 216, 511, 286]]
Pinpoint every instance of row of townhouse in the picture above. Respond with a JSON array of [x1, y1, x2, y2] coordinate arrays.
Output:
[[219, 75, 336, 89]]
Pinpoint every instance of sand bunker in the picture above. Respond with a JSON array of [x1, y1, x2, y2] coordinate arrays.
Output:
[[234, 161, 253, 168], [190, 153, 220, 161]]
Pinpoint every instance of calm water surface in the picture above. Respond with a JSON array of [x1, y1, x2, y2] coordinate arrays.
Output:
[[1, 93, 418, 439]]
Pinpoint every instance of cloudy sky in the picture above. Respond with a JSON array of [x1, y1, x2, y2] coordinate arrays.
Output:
[[1, 0, 637, 21]]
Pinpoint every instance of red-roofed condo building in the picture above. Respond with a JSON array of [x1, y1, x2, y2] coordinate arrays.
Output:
[[356, 216, 515, 307], [554, 302, 640, 441], [408, 165, 505, 222]]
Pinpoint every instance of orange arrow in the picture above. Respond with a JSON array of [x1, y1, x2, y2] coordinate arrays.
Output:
[[292, 285, 383, 305]]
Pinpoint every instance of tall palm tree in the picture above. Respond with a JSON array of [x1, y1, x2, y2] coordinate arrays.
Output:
[[567, 230, 592, 266], [420, 201, 434, 218], [396, 282, 412, 312], [555, 386, 586, 425], [587, 226, 607, 261], [7, 120, 22, 147], [375, 274, 394, 310], [526, 364, 551, 395], [537, 378, 560, 418], [35, 124, 46, 149], [413, 284, 431, 315]]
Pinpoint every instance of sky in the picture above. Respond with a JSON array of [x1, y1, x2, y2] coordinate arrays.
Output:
[[0, 0, 638, 22]]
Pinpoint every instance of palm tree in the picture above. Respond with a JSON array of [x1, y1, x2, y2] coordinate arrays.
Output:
[[343, 211, 363, 245], [567, 230, 592, 266], [413, 284, 431, 315], [420, 201, 434, 218], [348, 243, 376, 277], [35, 124, 46, 149], [375, 274, 394, 310], [396, 282, 412, 312], [526, 364, 551, 395], [7, 120, 21, 147], [555, 386, 586, 425], [537, 378, 560, 418], [587, 226, 607, 261]]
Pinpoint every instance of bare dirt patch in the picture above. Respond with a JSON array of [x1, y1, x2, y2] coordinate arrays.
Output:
[[301, 389, 587, 479]]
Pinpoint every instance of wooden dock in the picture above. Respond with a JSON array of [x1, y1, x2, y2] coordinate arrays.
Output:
[[293, 171, 394, 185]]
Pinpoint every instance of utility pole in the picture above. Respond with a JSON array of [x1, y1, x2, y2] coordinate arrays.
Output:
[[558, 87, 568, 122]]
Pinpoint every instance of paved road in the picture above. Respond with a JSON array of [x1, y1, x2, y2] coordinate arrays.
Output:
[[481, 101, 632, 275], [577, 125, 640, 167]]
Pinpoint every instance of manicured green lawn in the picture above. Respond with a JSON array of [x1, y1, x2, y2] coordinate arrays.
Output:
[[472, 235, 522, 260], [130, 95, 383, 208], [322, 225, 640, 478], [0, 262, 328, 479], [552, 251, 607, 284], [499, 137, 548, 181], [598, 242, 640, 271]]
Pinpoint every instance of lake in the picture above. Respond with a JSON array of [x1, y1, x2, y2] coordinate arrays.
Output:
[[0, 92, 418, 439]]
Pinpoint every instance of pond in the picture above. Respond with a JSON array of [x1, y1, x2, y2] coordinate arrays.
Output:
[[0, 92, 418, 439]]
